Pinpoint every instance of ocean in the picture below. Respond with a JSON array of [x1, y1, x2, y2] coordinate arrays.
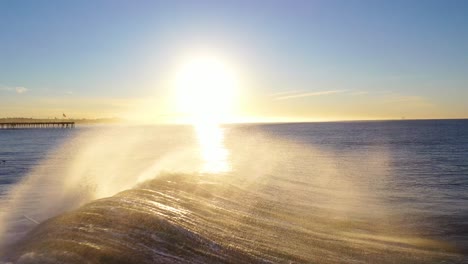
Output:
[[0, 120, 467, 263]]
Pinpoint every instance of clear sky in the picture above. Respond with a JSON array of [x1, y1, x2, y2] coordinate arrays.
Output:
[[1, 0, 467, 122]]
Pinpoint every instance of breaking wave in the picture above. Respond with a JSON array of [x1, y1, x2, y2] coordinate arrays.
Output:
[[0, 124, 466, 263]]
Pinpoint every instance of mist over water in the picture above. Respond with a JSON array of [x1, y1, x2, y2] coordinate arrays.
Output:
[[0, 120, 467, 263], [0, 125, 201, 244]]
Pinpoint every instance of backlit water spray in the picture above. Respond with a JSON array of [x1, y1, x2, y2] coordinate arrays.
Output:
[[0, 124, 463, 263]]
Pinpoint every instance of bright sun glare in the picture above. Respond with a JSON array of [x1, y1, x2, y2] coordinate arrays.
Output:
[[174, 56, 237, 124]]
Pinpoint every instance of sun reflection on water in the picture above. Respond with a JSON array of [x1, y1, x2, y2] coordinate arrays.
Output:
[[194, 123, 231, 174]]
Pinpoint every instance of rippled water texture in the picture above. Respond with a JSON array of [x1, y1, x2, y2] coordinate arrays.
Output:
[[1, 120, 467, 263]]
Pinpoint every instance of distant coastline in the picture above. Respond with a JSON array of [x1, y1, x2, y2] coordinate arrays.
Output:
[[0, 117, 467, 126]]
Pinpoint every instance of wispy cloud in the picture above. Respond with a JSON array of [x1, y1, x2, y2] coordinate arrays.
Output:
[[270, 90, 303, 97], [348, 90, 395, 96], [15, 87, 28, 94], [274, 90, 346, 100], [351, 90, 369, 95], [0, 85, 29, 94]]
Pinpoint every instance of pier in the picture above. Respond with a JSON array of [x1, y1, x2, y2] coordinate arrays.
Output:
[[0, 122, 75, 129]]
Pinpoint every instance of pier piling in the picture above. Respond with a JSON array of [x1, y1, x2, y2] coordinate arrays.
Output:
[[0, 122, 75, 129]]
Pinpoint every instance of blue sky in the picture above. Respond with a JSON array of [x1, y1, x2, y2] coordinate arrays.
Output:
[[0, 0, 467, 121]]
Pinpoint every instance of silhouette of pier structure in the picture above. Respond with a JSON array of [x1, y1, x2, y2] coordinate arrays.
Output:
[[0, 122, 75, 129]]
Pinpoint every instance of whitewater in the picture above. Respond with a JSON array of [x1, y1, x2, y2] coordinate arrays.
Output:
[[0, 121, 467, 263]]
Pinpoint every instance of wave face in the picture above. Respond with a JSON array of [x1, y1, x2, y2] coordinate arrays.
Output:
[[3, 172, 463, 264], [1, 121, 468, 263]]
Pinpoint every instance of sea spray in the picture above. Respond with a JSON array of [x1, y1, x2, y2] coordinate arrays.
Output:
[[0, 125, 202, 248], [0, 123, 465, 263]]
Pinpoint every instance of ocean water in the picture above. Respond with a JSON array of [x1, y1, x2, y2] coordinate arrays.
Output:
[[0, 120, 467, 263]]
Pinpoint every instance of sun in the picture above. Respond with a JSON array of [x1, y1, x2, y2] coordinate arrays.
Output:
[[174, 55, 238, 124]]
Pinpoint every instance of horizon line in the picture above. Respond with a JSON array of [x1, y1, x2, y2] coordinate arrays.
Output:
[[1, 117, 467, 125]]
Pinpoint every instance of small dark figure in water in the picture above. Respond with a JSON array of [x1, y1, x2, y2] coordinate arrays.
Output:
[[1, 160, 5, 164]]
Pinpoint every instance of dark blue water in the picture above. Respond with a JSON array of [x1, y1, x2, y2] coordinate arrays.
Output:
[[0, 128, 77, 194], [0, 120, 467, 263]]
